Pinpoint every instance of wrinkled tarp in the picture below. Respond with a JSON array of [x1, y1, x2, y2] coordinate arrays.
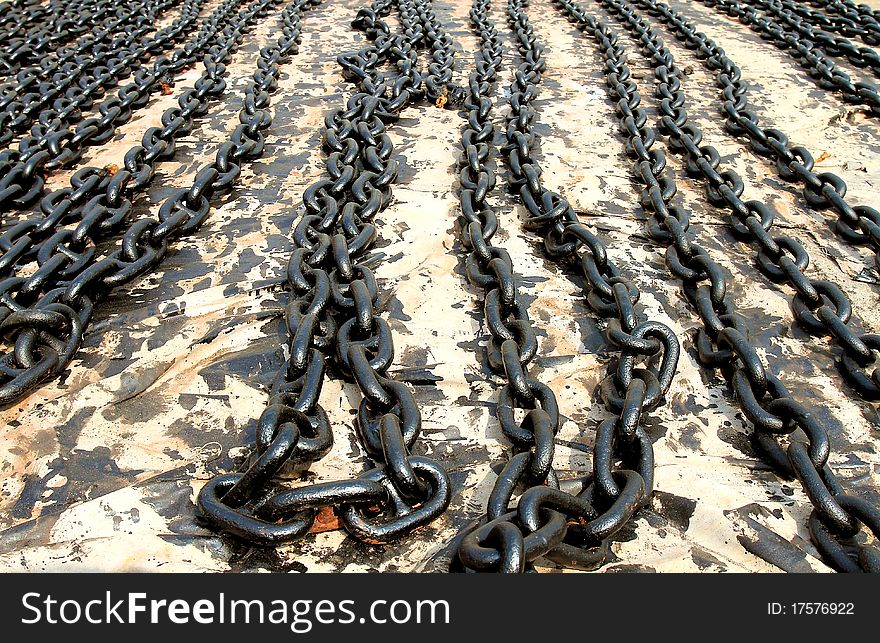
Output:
[[1, 0, 878, 572]]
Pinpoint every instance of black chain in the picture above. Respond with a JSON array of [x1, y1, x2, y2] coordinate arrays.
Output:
[[452, 0, 570, 572], [0, 0, 50, 59], [0, 0, 230, 212], [0, 0, 163, 98], [0, 0, 194, 150], [592, 0, 880, 405], [197, 0, 455, 546], [807, 0, 880, 47], [0, 1, 248, 317], [778, 0, 880, 50], [0, 0, 116, 77], [453, 0, 679, 573], [0, 0, 296, 407], [632, 0, 880, 281], [1, 0, 877, 575], [742, 0, 880, 77], [621, 0, 880, 400], [555, 0, 880, 573], [694, 0, 880, 116]]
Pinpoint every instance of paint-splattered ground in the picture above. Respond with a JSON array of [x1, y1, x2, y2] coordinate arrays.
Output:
[[1, 0, 879, 573]]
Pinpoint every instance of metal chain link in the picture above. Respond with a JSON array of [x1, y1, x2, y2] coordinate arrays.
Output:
[[0, 0, 249, 310], [0, 0, 231, 212], [806, 0, 880, 47], [630, 0, 880, 281], [0, 0, 120, 77], [742, 0, 880, 78], [618, 0, 880, 401], [588, 0, 880, 407], [0, 0, 195, 151]]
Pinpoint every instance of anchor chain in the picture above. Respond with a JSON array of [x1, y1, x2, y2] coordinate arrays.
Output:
[[454, 0, 679, 573], [556, 0, 880, 572], [198, 0, 455, 546]]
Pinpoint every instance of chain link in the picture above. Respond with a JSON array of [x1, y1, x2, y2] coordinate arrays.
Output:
[[0, 2, 248, 302], [0, 0, 124, 78], [0, 0, 226, 211], [620, 0, 880, 400], [591, 0, 880, 405], [743, 0, 880, 77], [0, 0, 196, 151], [1, 0, 877, 574], [637, 0, 880, 279], [806, 0, 880, 47]]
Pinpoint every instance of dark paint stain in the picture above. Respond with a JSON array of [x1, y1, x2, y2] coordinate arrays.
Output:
[[690, 546, 728, 571], [169, 415, 253, 463], [678, 422, 703, 451], [141, 480, 196, 522], [196, 326, 287, 394], [10, 474, 44, 520], [12, 447, 143, 521], [652, 490, 697, 532], [56, 406, 97, 455], [221, 247, 263, 288], [605, 564, 657, 573], [223, 538, 312, 573], [400, 345, 431, 368], [385, 294, 413, 322], [0, 513, 61, 555]]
